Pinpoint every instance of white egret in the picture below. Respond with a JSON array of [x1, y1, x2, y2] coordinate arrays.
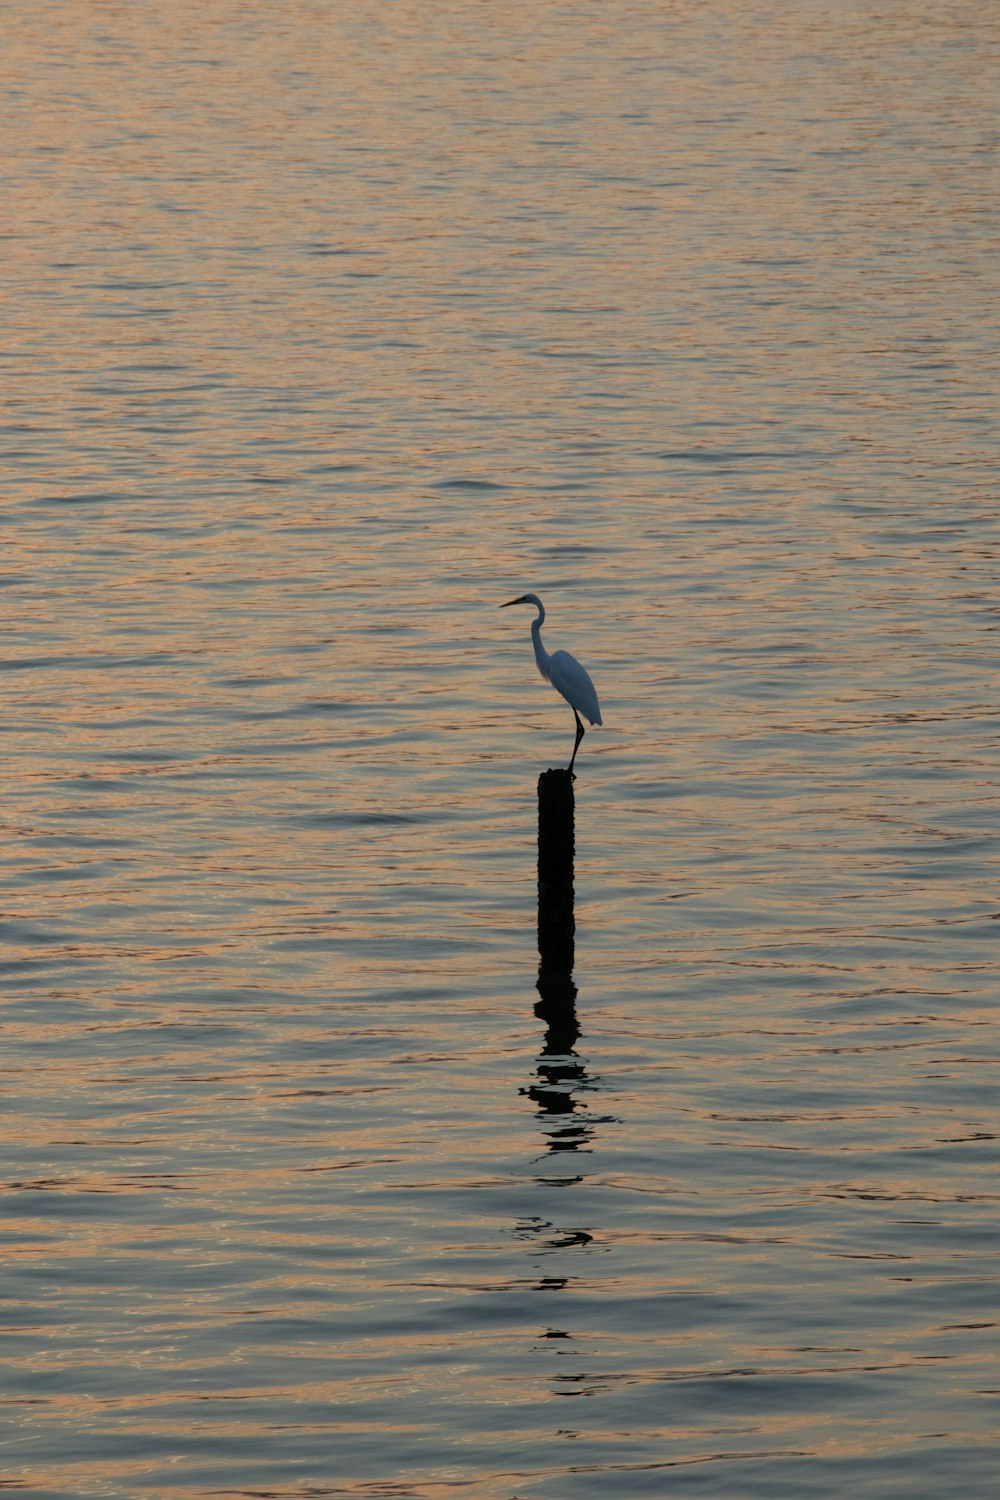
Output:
[[500, 593, 603, 774]]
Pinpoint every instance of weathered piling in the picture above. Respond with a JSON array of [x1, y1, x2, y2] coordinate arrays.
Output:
[[535, 765, 578, 1050], [536, 767, 575, 973], [532, 766, 582, 1112]]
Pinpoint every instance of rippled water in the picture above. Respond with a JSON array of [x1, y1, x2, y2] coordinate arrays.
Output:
[[3, 3, 998, 1496]]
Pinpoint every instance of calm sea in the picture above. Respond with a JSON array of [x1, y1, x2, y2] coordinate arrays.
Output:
[[2, 3, 997, 1496]]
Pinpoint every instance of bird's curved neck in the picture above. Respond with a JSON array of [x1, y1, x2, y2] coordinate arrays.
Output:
[[530, 609, 551, 679]]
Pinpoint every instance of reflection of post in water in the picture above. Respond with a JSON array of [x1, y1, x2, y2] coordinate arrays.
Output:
[[531, 768, 582, 1121]]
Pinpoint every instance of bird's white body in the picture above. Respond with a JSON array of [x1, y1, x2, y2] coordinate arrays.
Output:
[[501, 592, 602, 772], [535, 641, 602, 727]]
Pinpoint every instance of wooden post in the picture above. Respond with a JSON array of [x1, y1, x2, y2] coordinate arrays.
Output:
[[537, 767, 575, 972], [535, 768, 578, 1049]]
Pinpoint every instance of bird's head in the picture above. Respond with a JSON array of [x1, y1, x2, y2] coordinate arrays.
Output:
[[500, 593, 543, 610]]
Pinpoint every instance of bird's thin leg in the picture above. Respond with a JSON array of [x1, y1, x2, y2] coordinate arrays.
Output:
[[568, 710, 585, 775]]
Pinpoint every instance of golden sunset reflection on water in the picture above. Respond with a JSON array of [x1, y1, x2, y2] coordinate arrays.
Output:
[[2, 1, 998, 1496]]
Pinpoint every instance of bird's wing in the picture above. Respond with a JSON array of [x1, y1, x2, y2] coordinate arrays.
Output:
[[549, 650, 602, 725]]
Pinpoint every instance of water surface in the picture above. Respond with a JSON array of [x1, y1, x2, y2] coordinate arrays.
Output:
[[2, 3, 998, 1496]]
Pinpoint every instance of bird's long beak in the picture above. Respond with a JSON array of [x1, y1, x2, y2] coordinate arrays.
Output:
[[499, 597, 524, 608]]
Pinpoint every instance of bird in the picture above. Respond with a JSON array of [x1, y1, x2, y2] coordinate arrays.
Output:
[[500, 593, 602, 774]]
